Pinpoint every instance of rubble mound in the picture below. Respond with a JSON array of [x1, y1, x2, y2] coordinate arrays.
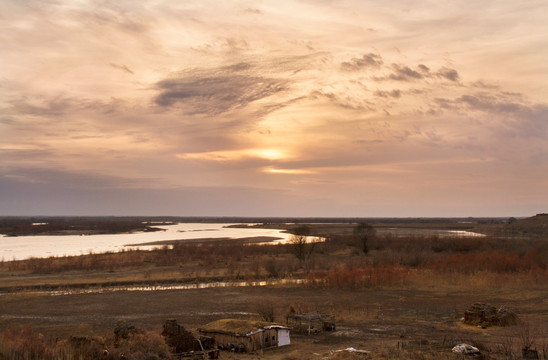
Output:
[[464, 303, 518, 327], [452, 344, 485, 359], [329, 348, 371, 360], [452, 343, 480, 355]]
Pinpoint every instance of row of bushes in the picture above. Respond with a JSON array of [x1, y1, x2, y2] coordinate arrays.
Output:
[[426, 250, 548, 273], [305, 263, 548, 290], [307, 265, 410, 288], [0, 239, 287, 273]]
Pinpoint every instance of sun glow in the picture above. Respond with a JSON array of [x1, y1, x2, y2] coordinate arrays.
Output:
[[177, 148, 289, 161], [264, 167, 316, 175], [251, 149, 287, 160]]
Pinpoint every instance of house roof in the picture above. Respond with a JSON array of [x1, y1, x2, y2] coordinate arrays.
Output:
[[200, 319, 288, 336]]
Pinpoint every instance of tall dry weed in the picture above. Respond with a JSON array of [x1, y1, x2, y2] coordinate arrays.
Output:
[[0, 325, 171, 360]]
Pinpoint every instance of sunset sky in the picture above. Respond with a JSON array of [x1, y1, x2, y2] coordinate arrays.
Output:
[[1, 0, 547, 217]]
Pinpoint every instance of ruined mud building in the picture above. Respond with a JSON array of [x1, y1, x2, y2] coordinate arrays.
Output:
[[199, 319, 290, 353], [286, 312, 336, 334]]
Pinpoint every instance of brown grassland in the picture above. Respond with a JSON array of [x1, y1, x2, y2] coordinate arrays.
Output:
[[0, 219, 547, 359]]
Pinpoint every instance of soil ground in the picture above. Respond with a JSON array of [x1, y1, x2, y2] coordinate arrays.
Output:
[[1, 283, 547, 359]]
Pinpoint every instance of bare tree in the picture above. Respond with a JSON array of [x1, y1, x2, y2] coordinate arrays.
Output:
[[353, 223, 375, 254], [518, 319, 540, 360], [255, 299, 275, 322], [290, 225, 315, 262]]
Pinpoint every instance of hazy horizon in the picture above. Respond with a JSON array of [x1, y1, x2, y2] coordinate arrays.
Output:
[[1, 1, 547, 217], [0, 214, 529, 220]]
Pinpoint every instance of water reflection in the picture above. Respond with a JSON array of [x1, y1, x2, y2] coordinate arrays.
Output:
[[0, 223, 300, 261], [376, 228, 485, 238], [23, 279, 307, 297]]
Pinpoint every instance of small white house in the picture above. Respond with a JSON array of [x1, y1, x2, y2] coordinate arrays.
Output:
[[273, 326, 291, 346], [264, 325, 291, 346]]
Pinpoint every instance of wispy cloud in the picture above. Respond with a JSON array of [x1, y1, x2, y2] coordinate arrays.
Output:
[[340, 53, 383, 71], [389, 64, 426, 81], [436, 67, 459, 82], [110, 63, 134, 74], [374, 89, 402, 98], [155, 73, 287, 114]]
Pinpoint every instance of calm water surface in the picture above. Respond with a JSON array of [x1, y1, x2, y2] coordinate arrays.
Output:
[[0, 223, 294, 261], [376, 228, 485, 238]]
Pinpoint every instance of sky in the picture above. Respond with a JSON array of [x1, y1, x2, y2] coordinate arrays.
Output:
[[1, 0, 547, 217]]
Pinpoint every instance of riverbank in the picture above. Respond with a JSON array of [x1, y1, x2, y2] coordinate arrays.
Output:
[[2, 221, 546, 292]]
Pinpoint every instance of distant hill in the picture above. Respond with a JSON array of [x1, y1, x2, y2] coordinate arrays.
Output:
[[506, 213, 548, 237]]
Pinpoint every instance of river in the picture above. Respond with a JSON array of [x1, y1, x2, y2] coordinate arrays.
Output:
[[0, 223, 485, 261], [0, 223, 295, 261]]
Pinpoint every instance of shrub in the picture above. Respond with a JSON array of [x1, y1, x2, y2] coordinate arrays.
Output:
[[307, 264, 409, 289]]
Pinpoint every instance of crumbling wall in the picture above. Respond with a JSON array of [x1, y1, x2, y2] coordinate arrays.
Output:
[[162, 319, 202, 353]]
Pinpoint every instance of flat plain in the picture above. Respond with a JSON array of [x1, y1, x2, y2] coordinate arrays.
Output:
[[1, 217, 547, 359]]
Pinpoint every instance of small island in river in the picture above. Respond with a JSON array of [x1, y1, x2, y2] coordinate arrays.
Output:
[[0, 217, 171, 237]]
